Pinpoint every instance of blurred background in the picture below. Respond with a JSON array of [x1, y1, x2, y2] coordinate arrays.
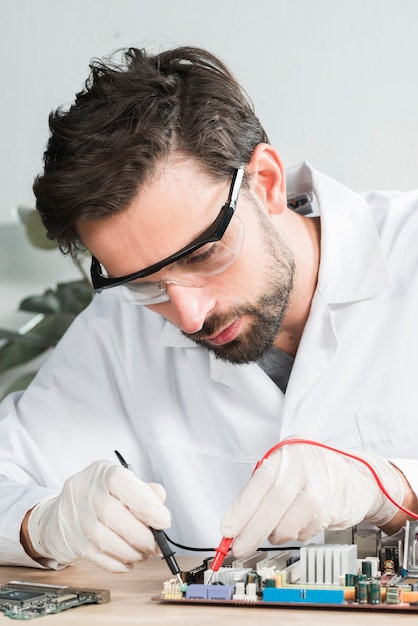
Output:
[[0, 0, 417, 392]]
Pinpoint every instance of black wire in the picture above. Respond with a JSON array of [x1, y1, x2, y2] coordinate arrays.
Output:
[[162, 531, 214, 552], [162, 531, 300, 553], [113, 450, 300, 554]]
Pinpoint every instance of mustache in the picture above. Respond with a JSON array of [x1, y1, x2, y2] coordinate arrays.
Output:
[[184, 309, 246, 341]]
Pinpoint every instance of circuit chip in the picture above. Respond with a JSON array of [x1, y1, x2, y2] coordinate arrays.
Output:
[[0, 581, 110, 620], [0, 590, 46, 607]]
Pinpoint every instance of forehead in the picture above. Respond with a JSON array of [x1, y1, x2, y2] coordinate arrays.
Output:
[[138, 159, 223, 228], [77, 159, 229, 274]]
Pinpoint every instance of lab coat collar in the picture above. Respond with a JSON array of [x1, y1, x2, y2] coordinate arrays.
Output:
[[158, 322, 196, 347], [158, 319, 264, 395], [287, 161, 391, 304]]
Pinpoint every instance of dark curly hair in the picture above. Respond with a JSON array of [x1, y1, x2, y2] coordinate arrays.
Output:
[[33, 46, 269, 257]]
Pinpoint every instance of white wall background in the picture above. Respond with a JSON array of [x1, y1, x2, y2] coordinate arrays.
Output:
[[0, 0, 417, 320]]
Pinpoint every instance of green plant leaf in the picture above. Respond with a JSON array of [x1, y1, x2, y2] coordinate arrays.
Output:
[[55, 281, 93, 315], [14, 206, 33, 225], [19, 281, 92, 316], [0, 338, 49, 373], [0, 314, 76, 373], [1, 372, 37, 399], [25, 210, 58, 250], [0, 328, 53, 347], [0, 212, 94, 394], [20, 290, 61, 315]]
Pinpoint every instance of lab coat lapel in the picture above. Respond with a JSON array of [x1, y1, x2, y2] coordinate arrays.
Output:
[[158, 321, 196, 347], [159, 319, 283, 413], [282, 290, 337, 417], [309, 163, 391, 303], [209, 353, 285, 416], [159, 317, 265, 389], [281, 162, 391, 420]]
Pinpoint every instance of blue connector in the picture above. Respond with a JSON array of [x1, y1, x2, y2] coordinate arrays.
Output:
[[263, 587, 344, 605]]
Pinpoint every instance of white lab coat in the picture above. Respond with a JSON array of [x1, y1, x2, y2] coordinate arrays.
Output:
[[0, 162, 417, 567]]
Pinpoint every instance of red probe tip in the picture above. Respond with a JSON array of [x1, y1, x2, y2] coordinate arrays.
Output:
[[211, 537, 233, 572]]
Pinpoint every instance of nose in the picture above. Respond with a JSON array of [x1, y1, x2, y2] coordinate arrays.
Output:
[[164, 284, 215, 334]]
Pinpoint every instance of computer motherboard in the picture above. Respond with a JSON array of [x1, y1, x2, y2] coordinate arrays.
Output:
[[154, 521, 418, 612], [0, 581, 110, 620]]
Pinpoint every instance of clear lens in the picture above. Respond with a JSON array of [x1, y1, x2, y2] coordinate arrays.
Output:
[[166, 213, 244, 279], [108, 284, 170, 305], [102, 213, 244, 305]]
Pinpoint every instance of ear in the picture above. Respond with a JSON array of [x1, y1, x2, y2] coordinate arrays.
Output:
[[245, 144, 287, 215]]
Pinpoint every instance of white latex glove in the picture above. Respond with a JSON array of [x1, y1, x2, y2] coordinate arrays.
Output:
[[28, 460, 171, 572], [220, 440, 405, 558]]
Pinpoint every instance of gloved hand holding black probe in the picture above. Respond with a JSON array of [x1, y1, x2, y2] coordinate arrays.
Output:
[[23, 460, 171, 571]]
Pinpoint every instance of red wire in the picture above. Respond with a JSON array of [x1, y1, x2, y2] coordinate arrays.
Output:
[[254, 438, 418, 519], [210, 438, 418, 573]]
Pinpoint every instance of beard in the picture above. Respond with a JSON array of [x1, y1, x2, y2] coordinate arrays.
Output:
[[183, 204, 296, 364]]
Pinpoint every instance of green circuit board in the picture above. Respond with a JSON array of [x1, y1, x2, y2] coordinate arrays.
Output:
[[0, 581, 110, 620]]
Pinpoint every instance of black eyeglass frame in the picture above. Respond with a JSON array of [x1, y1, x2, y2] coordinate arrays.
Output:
[[90, 166, 245, 291]]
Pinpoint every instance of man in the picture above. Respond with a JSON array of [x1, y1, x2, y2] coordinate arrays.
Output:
[[0, 46, 417, 573]]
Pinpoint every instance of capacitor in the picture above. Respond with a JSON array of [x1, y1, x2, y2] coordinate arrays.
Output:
[[362, 561, 372, 579], [357, 581, 369, 604], [368, 581, 381, 604]]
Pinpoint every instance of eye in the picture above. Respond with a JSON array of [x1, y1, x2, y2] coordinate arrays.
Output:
[[181, 243, 219, 266]]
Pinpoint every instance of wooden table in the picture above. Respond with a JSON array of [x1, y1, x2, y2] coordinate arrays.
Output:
[[1, 556, 417, 624]]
